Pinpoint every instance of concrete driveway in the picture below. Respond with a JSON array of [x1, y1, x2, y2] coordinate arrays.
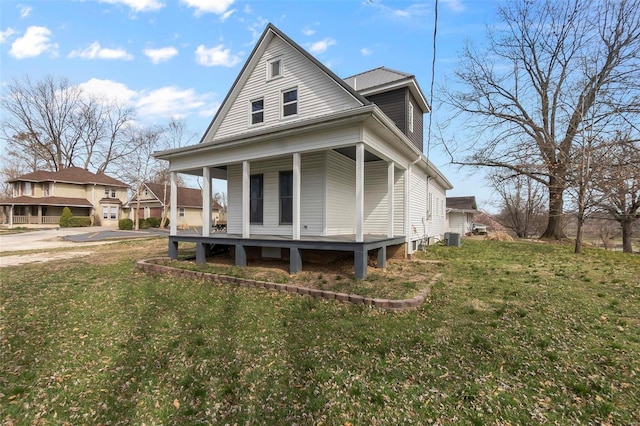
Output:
[[0, 227, 166, 253], [0, 227, 168, 267]]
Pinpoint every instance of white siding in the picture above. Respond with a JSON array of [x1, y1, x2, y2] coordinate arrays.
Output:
[[300, 152, 325, 236], [394, 170, 405, 236], [429, 181, 448, 239], [409, 166, 428, 241], [227, 163, 242, 234], [213, 36, 360, 141], [226, 154, 326, 236], [363, 161, 388, 234], [326, 150, 356, 235]]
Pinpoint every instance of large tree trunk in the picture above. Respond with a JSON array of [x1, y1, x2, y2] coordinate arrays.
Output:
[[621, 220, 633, 254], [574, 216, 585, 254], [540, 183, 567, 240]]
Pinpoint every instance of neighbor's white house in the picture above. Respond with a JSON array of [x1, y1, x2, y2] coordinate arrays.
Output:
[[154, 23, 453, 278]]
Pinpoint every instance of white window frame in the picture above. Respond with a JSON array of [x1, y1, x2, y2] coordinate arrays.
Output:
[[282, 87, 298, 118], [179, 207, 185, 218], [250, 97, 265, 126], [267, 57, 283, 81], [408, 102, 414, 133]]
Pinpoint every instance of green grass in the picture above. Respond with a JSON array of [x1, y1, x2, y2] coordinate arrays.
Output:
[[1, 238, 639, 424]]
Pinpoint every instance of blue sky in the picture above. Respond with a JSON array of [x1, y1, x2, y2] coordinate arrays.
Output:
[[1, 0, 499, 208]]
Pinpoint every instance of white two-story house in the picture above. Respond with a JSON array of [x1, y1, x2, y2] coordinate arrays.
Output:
[[154, 23, 453, 278]]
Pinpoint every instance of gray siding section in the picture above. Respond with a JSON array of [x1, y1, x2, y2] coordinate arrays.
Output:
[[214, 36, 360, 141], [326, 150, 356, 235], [366, 88, 424, 152]]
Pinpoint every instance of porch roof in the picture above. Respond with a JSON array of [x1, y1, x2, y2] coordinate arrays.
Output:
[[0, 196, 93, 208]]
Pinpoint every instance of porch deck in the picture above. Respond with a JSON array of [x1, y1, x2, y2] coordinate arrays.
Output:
[[168, 232, 407, 279]]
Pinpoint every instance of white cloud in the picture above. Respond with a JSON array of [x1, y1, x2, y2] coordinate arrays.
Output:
[[195, 44, 241, 67], [441, 0, 465, 13], [136, 86, 212, 119], [99, 0, 164, 12], [19, 5, 33, 18], [366, 2, 430, 21], [76, 78, 217, 121], [0, 28, 16, 43], [302, 27, 315, 36], [181, 0, 234, 15], [69, 41, 134, 60], [9, 26, 58, 59], [143, 46, 178, 64], [220, 9, 235, 21], [78, 78, 138, 104], [360, 47, 372, 56], [308, 38, 336, 54]]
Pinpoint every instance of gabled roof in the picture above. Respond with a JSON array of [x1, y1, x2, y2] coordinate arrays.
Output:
[[0, 196, 93, 208], [201, 23, 371, 143], [130, 182, 222, 210], [343, 66, 430, 112], [447, 196, 478, 212], [8, 167, 128, 188]]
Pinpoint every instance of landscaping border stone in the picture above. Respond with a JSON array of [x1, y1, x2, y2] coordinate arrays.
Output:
[[136, 258, 441, 311]]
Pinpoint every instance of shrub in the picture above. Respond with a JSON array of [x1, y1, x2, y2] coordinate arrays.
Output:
[[146, 217, 161, 228], [138, 218, 151, 229], [118, 218, 133, 230], [69, 217, 91, 227], [59, 207, 73, 227], [163, 218, 170, 228]]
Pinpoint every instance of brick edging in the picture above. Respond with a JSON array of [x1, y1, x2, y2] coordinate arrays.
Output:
[[136, 258, 440, 311]]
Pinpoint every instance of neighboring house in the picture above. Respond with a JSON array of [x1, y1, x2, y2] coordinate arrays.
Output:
[[154, 23, 453, 278], [0, 167, 128, 227], [125, 182, 225, 228], [446, 196, 478, 235]]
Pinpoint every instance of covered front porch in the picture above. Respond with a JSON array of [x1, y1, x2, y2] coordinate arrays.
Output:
[[0, 201, 92, 227]]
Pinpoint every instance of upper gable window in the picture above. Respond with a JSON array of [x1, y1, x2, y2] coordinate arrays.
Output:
[[251, 98, 264, 125], [282, 88, 298, 117], [267, 57, 282, 81], [408, 102, 414, 133]]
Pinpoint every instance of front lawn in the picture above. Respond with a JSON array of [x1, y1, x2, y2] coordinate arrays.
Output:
[[1, 238, 638, 424]]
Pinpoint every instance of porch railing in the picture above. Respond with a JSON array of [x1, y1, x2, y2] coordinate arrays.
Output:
[[11, 215, 86, 225]]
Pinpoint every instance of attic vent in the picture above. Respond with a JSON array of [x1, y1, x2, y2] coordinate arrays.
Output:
[[267, 57, 282, 80]]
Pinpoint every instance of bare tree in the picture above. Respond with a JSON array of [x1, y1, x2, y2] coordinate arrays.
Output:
[[594, 136, 640, 253], [115, 126, 166, 230], [1, 76, 83, 171], [1, 75, 135, 174], [490, 172, 547, 238], [442, 0, 640, 240]]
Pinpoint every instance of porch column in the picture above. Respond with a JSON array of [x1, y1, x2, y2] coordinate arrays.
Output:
[[405, 164, 412, 256], [170, 172, 178, 236], [356, 142, 364, 243], [37, 206, 42, 224], [9, 205, 13, 227], [202, 166, 212, 237], [293, 152, 301, 240], [388, 161, 395, 238], [242, 160, 250, 239]]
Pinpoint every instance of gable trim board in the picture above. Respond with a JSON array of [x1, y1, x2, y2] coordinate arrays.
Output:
[[202, 24, 370, 144]]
